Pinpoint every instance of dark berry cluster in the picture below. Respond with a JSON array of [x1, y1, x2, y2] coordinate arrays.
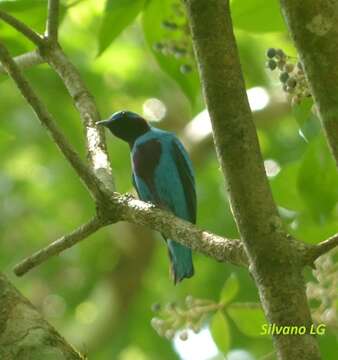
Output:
[[152, 2, 194, 75], [266, 48, 311, 106]]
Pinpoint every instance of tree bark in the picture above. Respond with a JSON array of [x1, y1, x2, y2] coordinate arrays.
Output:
[[0, 273, 83, 360], [280, 1, 338, 167], [183, 1, 321, 359]]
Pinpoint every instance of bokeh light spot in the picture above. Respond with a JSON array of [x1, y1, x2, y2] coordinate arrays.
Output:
[[143, 98, 167, 122], [247, 87, 270, 111], [76, 301, 98, 324], [264, 159, 281, 178]]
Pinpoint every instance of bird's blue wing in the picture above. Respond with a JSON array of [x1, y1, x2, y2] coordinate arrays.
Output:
[[170, 138, 197, 224], [132, 173, 141, 198]]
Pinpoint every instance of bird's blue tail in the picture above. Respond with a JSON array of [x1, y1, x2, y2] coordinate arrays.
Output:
[[167, 239, 194, 284]]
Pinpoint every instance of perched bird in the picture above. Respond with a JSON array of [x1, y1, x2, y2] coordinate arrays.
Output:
[[97, 111, 196, 283]]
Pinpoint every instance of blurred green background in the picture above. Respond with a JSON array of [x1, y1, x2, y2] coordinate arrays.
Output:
[[0, 0, 337, 359]]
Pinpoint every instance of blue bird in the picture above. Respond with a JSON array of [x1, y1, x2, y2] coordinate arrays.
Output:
[[98, 111, 196, 283]]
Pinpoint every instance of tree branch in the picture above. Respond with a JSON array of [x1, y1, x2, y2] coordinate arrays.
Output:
[[303, 233, 338, 266], [14, 194, 247, 276], [46, 0, 60, 42], [0, 50, 44, 75], [117, 195, 247, 265], [0, 273, 84, 359], [43, 45, 115, 191], [0, 10, 44, 46], [14, 217, 104, 276], [183, 1, 321, 359], [0, 41, 104, 200], [280, 0, 338, 167]]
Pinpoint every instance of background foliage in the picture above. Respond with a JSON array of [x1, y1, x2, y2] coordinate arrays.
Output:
[[0, 0, 337, 359]]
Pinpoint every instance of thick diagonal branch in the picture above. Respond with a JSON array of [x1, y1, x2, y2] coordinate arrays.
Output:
[[280, 0, 338, 167], [0, 41, 103, 199], [183, 1, 321, 359], [0, 273, 83, 359]]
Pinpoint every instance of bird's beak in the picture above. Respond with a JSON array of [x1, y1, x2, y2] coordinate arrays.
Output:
[[96, 119, 110, 127]]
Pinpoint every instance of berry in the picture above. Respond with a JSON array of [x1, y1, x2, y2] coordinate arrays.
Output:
[[287, 78, 297, 88], [151, 303, 161, 313], [192, 324, 201, 334], [153, 42, 164, 52], [266, 59, 277, 70], [172, 46, 187, 58], [167, 302, 177, 311], [185, 295, 194, 306], [280, 72, 289, 83], [276, 48, 285, 59], [285, 63, 295, 73], [162, 20, 178, 30], [165, 329, 175, 340], [266, 48, 276, 58], [291, 95, 301, 106], [179, 331, 189, 341], [180, 64, 192, 74], [277, 59, 286, 70]]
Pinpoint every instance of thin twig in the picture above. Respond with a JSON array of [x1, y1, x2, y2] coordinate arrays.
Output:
[[0, 41, 103, 199], [303, 233, 338, 266], [46, 0, 60, 42], [0, 51, 44, 75], [0, 10, 44, 46], [14, 217, 104, 276]]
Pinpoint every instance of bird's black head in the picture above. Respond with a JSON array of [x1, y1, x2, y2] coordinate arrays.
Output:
[[97, 111, 150, 146]]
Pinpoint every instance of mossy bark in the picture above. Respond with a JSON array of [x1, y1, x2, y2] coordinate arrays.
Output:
[[0, 273, 83, 360]]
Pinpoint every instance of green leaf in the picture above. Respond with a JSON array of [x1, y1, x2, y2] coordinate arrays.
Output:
[[270, 162, 304, 211], [297, 136, 338, 219], [231, 0, 287, 33], [98, 0, 145, 56], [291, 212, 338, 244], [292, 98, 313, 127], [227, 303, 266, 338], [292, 98, 320, 142], [142, 0, 200, 107], [219, 273, 239, 306], [0, 129, 15, 145], [210, 311, 231, 354], [237, 32, 268, 88]]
